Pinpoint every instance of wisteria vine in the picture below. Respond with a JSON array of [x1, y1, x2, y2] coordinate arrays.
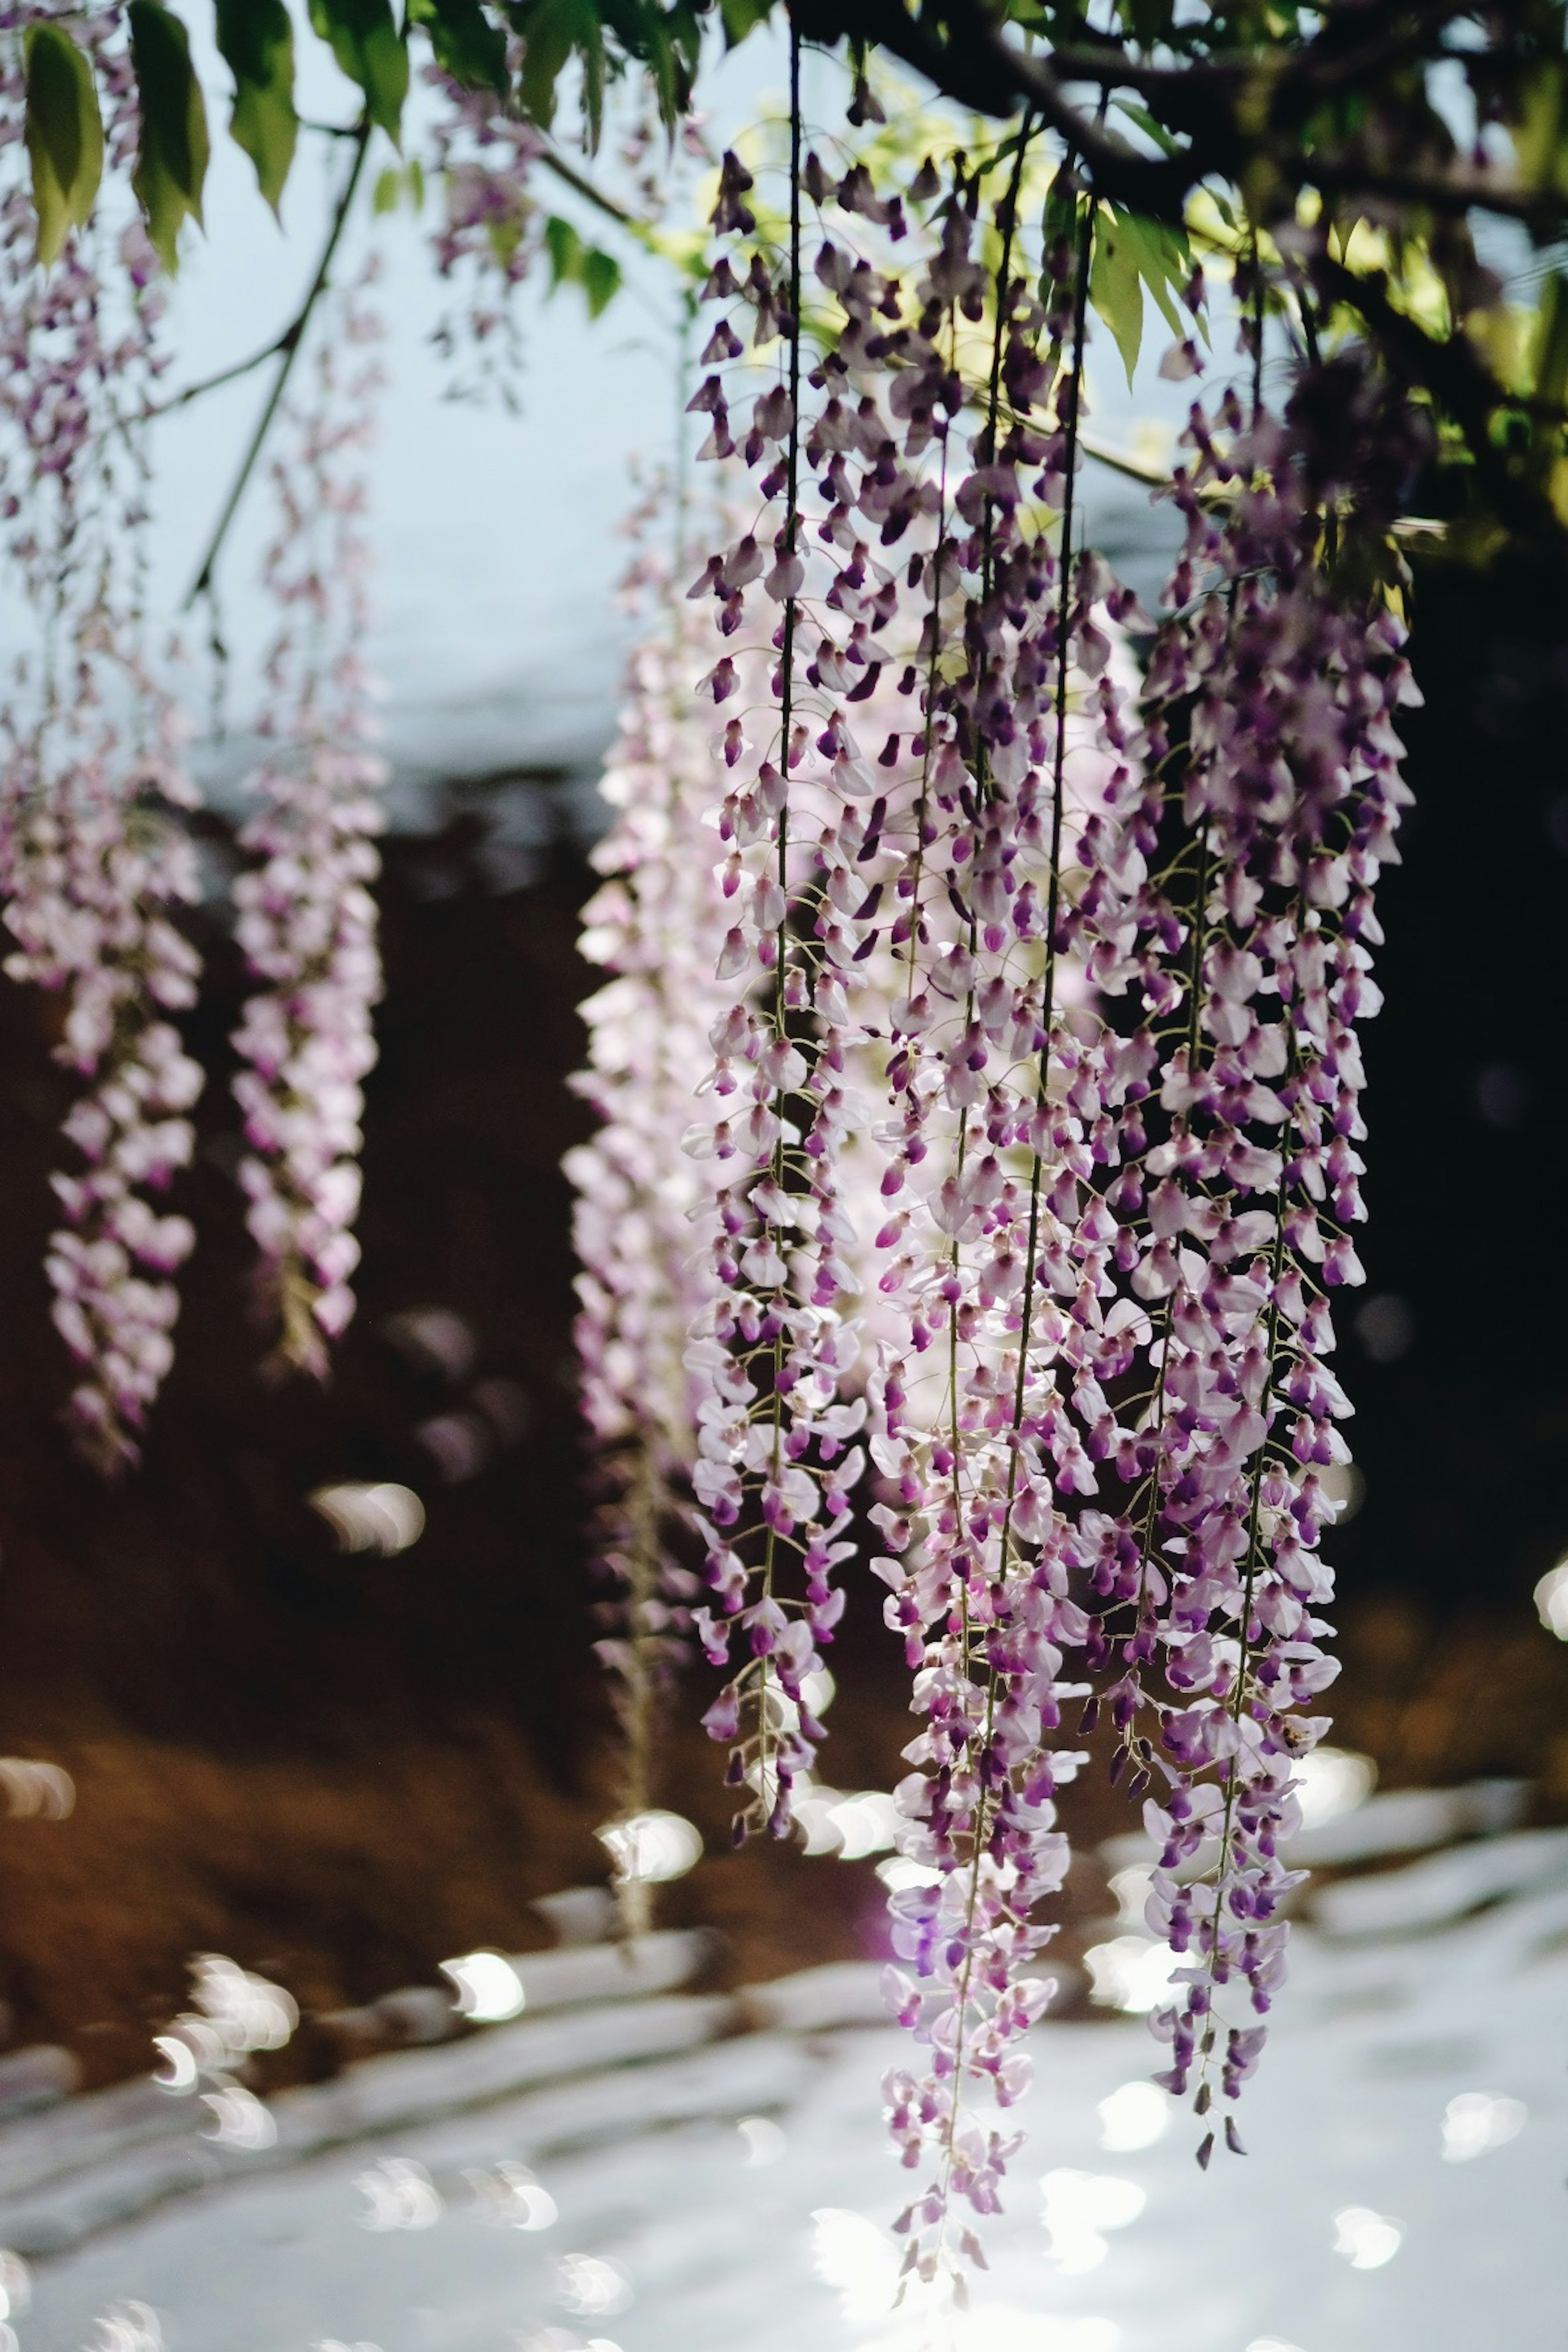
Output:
[[0, 5, 552, 1445], [0, 0, 1427, 2285], [0, 6, 202, 1468], [231, 272, 388, 1377], [572, 57, 1418, 2288]]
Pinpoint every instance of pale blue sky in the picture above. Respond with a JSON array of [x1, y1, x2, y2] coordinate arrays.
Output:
[[94, 18, 1195, 808]]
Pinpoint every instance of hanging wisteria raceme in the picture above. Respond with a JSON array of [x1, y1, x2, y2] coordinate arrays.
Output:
[[576, 72, 1422, 2286], [678, 73, 912, 1842], [1124, 329, 1421, 2158], [862, 174, 1171, 2276], [676, 97, 1149, 2259], [424, 34, 545, 399], [231, 271, 388, 1378], [0, 13, 204, 1468], [566, 501, 733, 1925]]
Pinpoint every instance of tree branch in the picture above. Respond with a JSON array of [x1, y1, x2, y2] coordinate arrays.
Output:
[[536, 140, 639, 228], [1316, 254, 1562, 545], [795, 0, 1568, 237], [147, 329, 299, 422], [183, 121, 373, 611]]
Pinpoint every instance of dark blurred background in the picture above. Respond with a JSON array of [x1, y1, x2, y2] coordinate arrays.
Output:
[[0, 552, 1561, 2090]]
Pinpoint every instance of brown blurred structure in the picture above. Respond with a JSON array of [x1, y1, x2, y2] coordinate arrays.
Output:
[[0, 760, 1560, 2091]]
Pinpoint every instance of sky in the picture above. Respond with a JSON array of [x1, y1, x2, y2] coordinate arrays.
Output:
[[35, 16, 1203, 817]]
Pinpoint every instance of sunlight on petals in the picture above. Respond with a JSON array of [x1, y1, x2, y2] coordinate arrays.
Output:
[[794, 1785, 847, 1857], [190, 1954, 297, 2053], [356, 2159, 443, 2232], [799, 1666, 836, 1716], [1096, 2080, 1172, 2152], [441, 1949, 527, 2022], [1332, 2207, 1402, 2269], [737, 2115, 786, 2167], [89, 2302, 163, 2352], [982, 2323, 1120, 2352], [308, 1482, 426, 1556], [0, 2255, 29, 2326], [876, 1854, 942, 1893], [859, 2316, 1119, 2352], [1040, 2171, 1147, 2274], [514, 2336, 622, 2352], [0, 1759, 74, 1818], [555, 2254, 633, 2319], [595, 1809, 703, 1886], [466, 2162, 559, 2229], [1290, 1746, 1376, 1830], [200, 2083, 276, 2151], [811, 2207, 902, 2323], [1441, 2091, 1526, 2162], [1107, 1866, 1154, 1928], [826, 1789, 900, 1860], [151, 2036, 198, 2093], [1532, 1559, 1568, 1638], [1083, 1936, 1180, 2013]]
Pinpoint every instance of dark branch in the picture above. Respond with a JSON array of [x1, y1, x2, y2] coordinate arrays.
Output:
[[1316, 255, 1562, 545], [184, 123, 373, 611], [792, 0, 1568, 237]]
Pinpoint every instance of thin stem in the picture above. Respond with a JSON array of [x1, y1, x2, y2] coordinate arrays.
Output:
[[537, 140, 640, 229], [1000, 173, 1093, 1564], [757, 20, 805, 1826], [938, 130, 1091, 2260], [183, 122, 372, 610], [145, 330, 301, 421]]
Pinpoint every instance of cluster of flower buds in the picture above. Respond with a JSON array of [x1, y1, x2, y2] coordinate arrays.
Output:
[[232, 275, 388, 1376], [573, 84, 1416, 2286], [1123, 341, 1419, 2156], [4, 702, 204, 1468], [566, 502, 734, 1897], [0, 22, 203, 1466], [423, 34, 544, 396]]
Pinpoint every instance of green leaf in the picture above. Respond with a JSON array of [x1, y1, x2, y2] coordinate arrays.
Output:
[[1041, 168, 1080, 254], [215, 0, 296, 217], [1532, 271, 1568, 417], [516, 0, 604, 143], [307, 0, 409, 141], [127, 1, 209, 274], [543, 210, 583, 287], [719, 0, 773, 45], [1117, 211, 1186, 339], [23, 22, 103, 268], [407, 0, 509, 94], [1110, 97, 1180, 158], [1512, 59, 1568, 195], [374, 158, 428, 215], [541, 214, 621, 317], [640, 13, 678, 129], [580, 244, 621, 316], [1089, 207, 1144, 388], [1118, 0, 1172, 45]]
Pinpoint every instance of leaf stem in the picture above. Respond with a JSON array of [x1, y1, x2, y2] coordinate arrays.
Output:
[[182, 120, 372, 611]]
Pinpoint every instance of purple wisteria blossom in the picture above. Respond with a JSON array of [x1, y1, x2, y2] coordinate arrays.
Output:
[[566, 505, 733, 1920], [0, 15, 203, 1466], [232, 274, 388, 1376], [573, 94, 1419, 2285]]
